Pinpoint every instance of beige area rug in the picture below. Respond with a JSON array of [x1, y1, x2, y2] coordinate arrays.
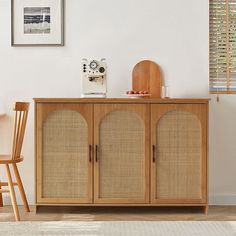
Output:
[[0, 221, 236, 236]]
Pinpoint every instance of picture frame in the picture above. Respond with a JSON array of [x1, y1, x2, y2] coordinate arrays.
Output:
[[11, 0, 64, 46]]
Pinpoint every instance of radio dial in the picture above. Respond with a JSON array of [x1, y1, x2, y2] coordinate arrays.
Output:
[[89, 60, 98, 70]]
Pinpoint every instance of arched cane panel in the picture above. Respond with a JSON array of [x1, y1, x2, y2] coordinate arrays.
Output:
[[99, 109, 145, 198], [156, 110, 201, 199], [42, 109, 88, 198]]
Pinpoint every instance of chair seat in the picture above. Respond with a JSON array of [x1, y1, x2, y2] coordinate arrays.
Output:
[[0, 155, 23, 164]]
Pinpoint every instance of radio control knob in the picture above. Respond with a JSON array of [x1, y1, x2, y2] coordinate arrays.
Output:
[[99, 67, 105, 73]]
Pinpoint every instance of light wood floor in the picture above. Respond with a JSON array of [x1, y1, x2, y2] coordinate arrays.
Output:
[[0, 206, 236, 221]]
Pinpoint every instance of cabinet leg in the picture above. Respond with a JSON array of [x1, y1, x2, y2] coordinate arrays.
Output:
[[204, 205, 209, 215], [35, 205, 40, 213]]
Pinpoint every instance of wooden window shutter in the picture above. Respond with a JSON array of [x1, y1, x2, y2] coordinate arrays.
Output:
[[210, 0, 236, 94]]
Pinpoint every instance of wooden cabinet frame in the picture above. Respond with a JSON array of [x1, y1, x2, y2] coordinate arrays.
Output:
[[93, 104, 150, 204], [36, 103, 93, 204], [150, 104, 207, 205], [34, 98, 209, 212]]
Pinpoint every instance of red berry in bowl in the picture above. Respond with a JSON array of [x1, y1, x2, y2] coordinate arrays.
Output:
[[128, 90, 134, 94]]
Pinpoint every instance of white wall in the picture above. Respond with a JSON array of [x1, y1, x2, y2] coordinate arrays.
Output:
[[0, 0, 235, 205]]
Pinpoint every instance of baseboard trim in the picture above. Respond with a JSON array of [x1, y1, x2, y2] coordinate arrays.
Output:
[[2, 193, 34, 205], [209, 195, 236, 205]]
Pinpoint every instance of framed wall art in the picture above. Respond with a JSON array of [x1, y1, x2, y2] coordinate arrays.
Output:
[[11, 0, 64, 46]]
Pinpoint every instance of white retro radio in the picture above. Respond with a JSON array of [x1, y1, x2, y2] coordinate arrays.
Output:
[[81, 59, 107, 98]]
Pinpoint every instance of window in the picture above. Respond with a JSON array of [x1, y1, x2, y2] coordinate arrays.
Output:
[[210, 0, 236, 94]]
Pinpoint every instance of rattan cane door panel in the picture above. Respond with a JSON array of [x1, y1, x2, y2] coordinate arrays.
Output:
[[151, 104, 207, 204], [94, 104, 150, 204], [36, 104, 93, 204]]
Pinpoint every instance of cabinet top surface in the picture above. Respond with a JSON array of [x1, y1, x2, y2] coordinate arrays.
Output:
[[33, 98, 210, 104]]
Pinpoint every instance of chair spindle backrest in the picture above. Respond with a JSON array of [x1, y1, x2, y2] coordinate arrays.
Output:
[[11, 102, 30, 160]]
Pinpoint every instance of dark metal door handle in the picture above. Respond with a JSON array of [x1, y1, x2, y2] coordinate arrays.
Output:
[[152, 145, 156, 163], [95, 145, 99, 162], [89, 145, 92, 162]]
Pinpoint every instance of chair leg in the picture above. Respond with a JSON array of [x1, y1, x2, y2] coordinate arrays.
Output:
[[5, 164, 20, 221], [12, 163, 30, 212], [0, 177, 3, 207]]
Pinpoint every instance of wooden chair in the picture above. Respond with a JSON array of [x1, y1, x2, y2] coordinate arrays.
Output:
[[0, 102, 30, 221]]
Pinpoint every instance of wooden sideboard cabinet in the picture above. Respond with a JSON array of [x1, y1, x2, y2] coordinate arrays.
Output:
[[34, 98, 209, 212]]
